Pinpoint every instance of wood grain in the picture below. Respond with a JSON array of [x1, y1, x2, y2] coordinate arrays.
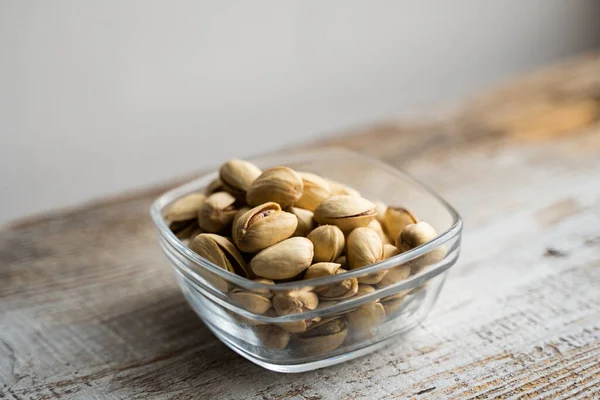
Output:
[[2, 53, 600, 399]]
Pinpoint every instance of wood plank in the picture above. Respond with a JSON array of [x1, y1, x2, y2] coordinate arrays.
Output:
[[1, 53, 600, 399]]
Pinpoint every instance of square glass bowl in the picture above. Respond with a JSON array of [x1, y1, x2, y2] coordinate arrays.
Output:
[[150, 148, 462, 372]]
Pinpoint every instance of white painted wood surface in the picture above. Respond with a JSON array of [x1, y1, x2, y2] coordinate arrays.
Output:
[[1, 54, 599, 399]]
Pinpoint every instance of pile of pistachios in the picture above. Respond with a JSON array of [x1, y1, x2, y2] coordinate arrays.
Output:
[[164, 159, 443, 355]]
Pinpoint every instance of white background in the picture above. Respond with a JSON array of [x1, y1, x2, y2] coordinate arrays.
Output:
[[1, 0, 599, 224]]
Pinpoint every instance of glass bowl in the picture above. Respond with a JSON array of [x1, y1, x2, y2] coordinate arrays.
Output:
[[150, 148, 462, 373]]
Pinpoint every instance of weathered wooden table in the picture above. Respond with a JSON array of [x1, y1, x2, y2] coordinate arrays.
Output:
[[2, 54, 600, 399]]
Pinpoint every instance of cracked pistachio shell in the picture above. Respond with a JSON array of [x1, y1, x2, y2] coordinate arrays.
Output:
[[314, 195, 376, 233], [189, 234, 252, 291], [250, 237, 314, 280], [233, 202, 298, 253], [219, 159, 262, 199], [296, 319, 348, 355], [164, 193, 206, 222], [205, 178, 224, 195], [373, 201, 387, 224], [289, 207, 315, 237], [295, 172, 331, 211], [255, 325, 290, 349], [307, 225, 345, 262], [368, 219, 392, 245], [396, 221, 445, 268], [231, 207, 250, 230], [376, 263, 411, 288], [230, 290, 272, 314], [197, 192, 238, 233], [246, 166, 304, 208], [346, 301, 386, 333], [347, 227, 384, 270], [304, 262, 358, 300], [272, 289, 319, 316], [384, 207, 418, 242], [326, 179, 361, 197]]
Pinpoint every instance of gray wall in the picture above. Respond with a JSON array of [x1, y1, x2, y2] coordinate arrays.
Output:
[[1, 0, 599, 224]]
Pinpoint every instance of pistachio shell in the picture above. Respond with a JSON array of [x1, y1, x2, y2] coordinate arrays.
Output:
[[355, 284, 376, 297], [272, 289, 319, 316], [255, 325, 290, 349], [381, 292, 409, 315], [219, 159, 262, 198], [376, 264, 411, 288], [334, 255, 347, 268], [230, 291, 272, 314], [250, 237, 314, 280], [197, 192, 238, 233], [384, 207, 418, 242], [205, 178, 224, 195], [248, 278, 275, 298], [289, 207, 315, 237], [233, 202, 298, 253], [307, 225, 345, 262], [346, 302, 386, 332], [304, 262, 358, 300], [296, 319, 348, 355], [357, 270, 388, 285], [314, 195, 376, 233], [373, 200, 387, 224], [368, 219, 392, 245], [295, 172, 331, 211], [276, 317, 320, 333], [347, 227, 384, 270], [327, 180, 361, 197], [189, 233, 251, 291], [169, 219, 201, 240], [396, 221, 445, 269], [164, 193, 206, 222], [246, 166, 303, 208], [383, 244, 401, 259]]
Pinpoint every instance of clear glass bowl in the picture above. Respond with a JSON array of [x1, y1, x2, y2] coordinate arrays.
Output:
[[150, 148, 462, 372]]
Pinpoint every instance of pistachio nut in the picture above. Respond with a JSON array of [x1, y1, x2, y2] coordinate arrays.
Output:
[[355, 283, 376, 297], [230, 290, 272, 314], [373, 200, 387, 224], [376, 263, 411, 288], [347, 227, 384, 270], [231, 207, 250, 230], [334, 255, 347, 268], [304, 262, 358, 300], [396, 221, 445, 269], [254, 325, 291, 349], [246, 166, 304, 208], [381, 291, 410, 315], [383, 206, 418, 242], [164, 193, 206, 222], [296, 318, 348, 355], [383, 244, 400, 259], [307, 225, 345, 262], [295, 172, 331, 211], [189, 233, 252, 291], [205, 178, 224, 195], [289, 207, 315, 237], [276, 317, 321, 333], [313, 195, 376, 233], [248, 278, 275, 298], [233, 202, 298, 253], [327, 179, 361, 197], [197, 192, 238, 233], [272, 289, 319, 316], [345, 301, 386, 333], [219, 159, 262, 199], [368, 219, 392, 245], [250, 237, 314, 280], [169, 219, 201, 240]]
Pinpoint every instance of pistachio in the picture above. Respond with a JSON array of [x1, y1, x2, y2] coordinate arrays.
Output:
[[304, 262, 358, 300], [255, 325, 290, 349], [164, 193, 206, 222], [197, 192, 238, 233], [189, 233, 252, 291], [383, 244, 401, 259], [205, 178, 224, 195], [381, 291, 410, 315], [334, 255, 347, 268], [376, 263, 411, 288], [246, 166, 303, 208], [231, 207, 250, 230], [248, 278, 275, 298], [230, 291, 271, 314], [314, 195, 376, 233], [219, 159, 262, 199], [345, 301, 386, 333], [368, 219, 392, 245], [233, 202, 298, 253], [296, 318, 348, 355], [327, 179, 361, 197], [289, 207, 315, 237], [347, 227, 384, 270], [307, 225, 345, 262], [396, 221, 445, 269], [272, 289, 319, 315], [373, 200, 387, 224], [169, 219, 202, 240], [295, 172, 331, 211], [250, 237, 314, 280], [276, 317, 321, 333], [383, 206, 418, 242]]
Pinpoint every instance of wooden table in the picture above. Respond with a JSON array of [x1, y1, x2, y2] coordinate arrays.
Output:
[[2, 53, 600, 400]]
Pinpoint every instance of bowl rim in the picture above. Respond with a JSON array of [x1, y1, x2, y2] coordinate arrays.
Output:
[[150, 147, 462, 291]]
